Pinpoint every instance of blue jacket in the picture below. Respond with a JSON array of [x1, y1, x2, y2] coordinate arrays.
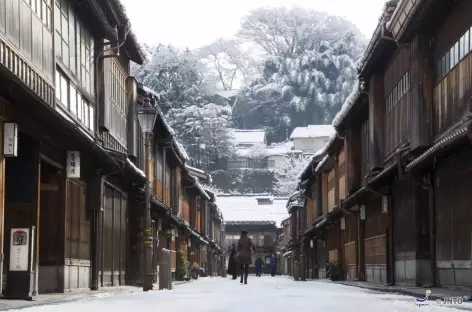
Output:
[[255, 258, 264, 268]]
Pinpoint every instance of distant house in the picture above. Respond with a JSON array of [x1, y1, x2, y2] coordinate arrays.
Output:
[[217, 195, 289, 226], [211, 90, 240, 106], [289, 125, 335, 154], [266, 142, 302, 169], [228, 129, 267, 169], [227, 129, 306, 170]]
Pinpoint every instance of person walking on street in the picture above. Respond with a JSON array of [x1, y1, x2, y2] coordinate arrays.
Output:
[[227, 244, 238, 280], [270, 253, 278, 277], [255, 255, 264, 277], [237, 229, 255, 284]]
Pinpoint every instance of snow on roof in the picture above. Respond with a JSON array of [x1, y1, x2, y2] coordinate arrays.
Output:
[[332, 80, 361, 130], [175, 142, 189, 161], [215, 90, 240, 99], [266, 141, 294, 156], [126, 158, 145, 179], [185, 165, 205, 174], [289, 125, 335, 139], [141, 85, 176, 136], [216, 195, 289, 226], [315, 154, 330, 172], [296, 132, 337, 179], [230, 129, 266, 145]]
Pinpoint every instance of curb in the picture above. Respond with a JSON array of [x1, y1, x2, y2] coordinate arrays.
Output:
[[0, 289, 141, 311]]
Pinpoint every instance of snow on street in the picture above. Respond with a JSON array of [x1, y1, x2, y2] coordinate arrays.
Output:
[[14, 277, 468, 312]]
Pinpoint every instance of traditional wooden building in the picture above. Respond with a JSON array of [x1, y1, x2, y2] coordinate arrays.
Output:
[[0, 0, 150, 298], [290, 0, 472, 291]]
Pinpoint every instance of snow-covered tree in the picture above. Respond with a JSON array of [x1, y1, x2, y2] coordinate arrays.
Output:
[[196, 38, 263, 90], [234, 7, 366, 143], [247, 143, 267, 168], [274, 155, 312, 196], [166, 103, 233, 171], [132, 44, 213, 113]]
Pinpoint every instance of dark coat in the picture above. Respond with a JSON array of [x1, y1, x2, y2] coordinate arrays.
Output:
[[227, 247, 238, 275], [255, 257, 264, 268], [237, 236, 255, 265]]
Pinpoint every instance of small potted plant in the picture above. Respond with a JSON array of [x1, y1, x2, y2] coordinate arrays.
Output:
[[327, 260, 344, 281]]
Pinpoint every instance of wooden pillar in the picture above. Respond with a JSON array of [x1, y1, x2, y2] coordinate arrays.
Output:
[[348, 126, 362, 190], [358, 208, 366, 281], [369, 72, 385, 170], [88, 174, 102, 290], [388, 192, 395, 285], [410, 32, 433, 150], [0, 122, 5, 295]]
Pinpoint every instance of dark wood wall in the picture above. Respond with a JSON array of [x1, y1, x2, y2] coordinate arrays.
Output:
[[101, 183, 127, 286], [432, 1, 472, 138]]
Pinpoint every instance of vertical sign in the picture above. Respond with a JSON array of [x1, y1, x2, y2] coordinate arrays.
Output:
[[66, 151, 80, 178], [360, 205, 366, 220], [9, 228, 30, 271], [340, 217, 346, 230], [3, 123, 18, 157], [382, 196, 389, 214]]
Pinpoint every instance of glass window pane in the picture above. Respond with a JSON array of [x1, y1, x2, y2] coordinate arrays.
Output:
[[89, 105, 95, 132], [61, 14, 68, 37], [62, 40, 69, 67], [77, 95, 82, 121], [450, 47, 455, 68], [83, 102, 89, 128], [55, 70, 60, 100], [465, 30, 470, 56], [470, 27, 472, 52], [69, 85, 77, 115], [454, 42, 459, 65], [60, 75, 68, 104], [55, 31, 61, 57], [54, 4, 60, 32]]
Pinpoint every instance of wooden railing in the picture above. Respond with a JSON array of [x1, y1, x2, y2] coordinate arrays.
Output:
[[365, 234, 386, 265]]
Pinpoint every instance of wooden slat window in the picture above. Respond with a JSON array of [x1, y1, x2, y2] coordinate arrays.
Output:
[[55, 68, 95, 133], [385, 70, 410, 156], [322, 174, 328, 216], [104, 57, 127, 145], [54, 0, 94, 95], [365, 234, 386, 265], [344, 242, 356, 265], [328, 169, 335, 212], [30, 0, 52, 29], [338, 150, 346, 201], [164, 162, 171, 207], [433, 28, 472, 137], [361, 119, 369, 181], [65, 180, 89, 261]]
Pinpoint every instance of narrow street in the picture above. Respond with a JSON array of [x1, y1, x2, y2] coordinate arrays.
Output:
[[12, 277, 469, 312]]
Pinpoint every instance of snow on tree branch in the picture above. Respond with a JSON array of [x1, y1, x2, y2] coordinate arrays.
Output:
[[274, 155, 312, 196]]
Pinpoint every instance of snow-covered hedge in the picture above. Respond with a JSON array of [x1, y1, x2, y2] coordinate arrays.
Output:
[[210, 169, 276, 194]]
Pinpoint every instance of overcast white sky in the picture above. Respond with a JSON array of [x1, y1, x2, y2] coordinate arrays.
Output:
[[121, 0, 386, 49]]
